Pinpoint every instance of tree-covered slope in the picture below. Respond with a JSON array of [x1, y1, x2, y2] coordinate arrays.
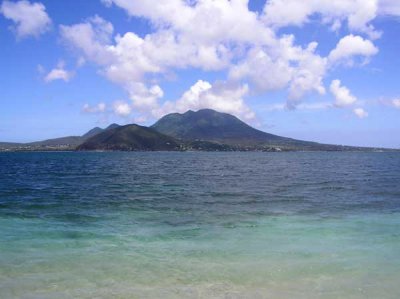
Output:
[[151, 109, 332, 150], [77, 124, 181, 151]]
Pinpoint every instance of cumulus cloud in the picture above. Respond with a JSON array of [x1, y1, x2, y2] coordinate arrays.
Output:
[[103, 0, 275, 46], [60, 16, 114, 65], [353, 108, 369, 118], [44, 62, 73, 83], [0, 0, 51, 39], [81, 79, 254, 121], [229, 39, 327, 106], [59, 0, 393, 119], [330, 80, 357, 107], [83, 103, 107, 114], [113, 101, 132, 117], [83, 101, 132, 118], [157, 80, 255, 121], [328, 35, 379, 66], [60, 12, 329, 113], [262, 0, 382, 39], [129, 83, 164, 112], [60, 16, 168, 113], [229, 46, 292, 92], [329, 80, 367, 118], [262, 0, 400, 38], [286, 42, 327, 104]]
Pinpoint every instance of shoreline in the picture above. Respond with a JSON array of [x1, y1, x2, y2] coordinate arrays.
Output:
[[1, 148, 399, 153]]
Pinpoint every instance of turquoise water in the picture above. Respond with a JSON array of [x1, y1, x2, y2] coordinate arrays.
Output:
[[0, 152, 399, 298]]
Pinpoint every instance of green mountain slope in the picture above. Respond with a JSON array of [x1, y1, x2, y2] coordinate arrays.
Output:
[[151, 109, 331, 150], [77, 124, 181, 151], [0, 124, 121, 151], [82, 124, 120, 139], [1, 110, 391, 152], [82, 127, 103, 139], [28, 136, 85, 148]]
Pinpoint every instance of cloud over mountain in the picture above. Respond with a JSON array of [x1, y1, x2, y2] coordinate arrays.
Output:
[[57, 0, 398, 121]]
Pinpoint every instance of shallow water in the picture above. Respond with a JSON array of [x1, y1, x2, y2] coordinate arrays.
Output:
[[0, 152, 399, 298]]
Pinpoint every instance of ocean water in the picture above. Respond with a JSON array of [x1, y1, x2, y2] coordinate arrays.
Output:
[[0, 152, 399, 299]]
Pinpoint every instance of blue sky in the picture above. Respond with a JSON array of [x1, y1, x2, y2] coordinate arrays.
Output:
[[0, 0, 399, 148]]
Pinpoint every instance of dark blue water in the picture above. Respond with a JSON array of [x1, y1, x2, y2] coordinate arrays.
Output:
[[1, 152, 399, 298]]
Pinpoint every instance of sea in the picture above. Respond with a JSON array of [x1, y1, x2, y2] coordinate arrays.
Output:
[[0, 152, 399, 298]]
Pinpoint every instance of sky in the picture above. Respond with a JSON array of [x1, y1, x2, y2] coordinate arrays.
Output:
[[0, 0, 399, 148]]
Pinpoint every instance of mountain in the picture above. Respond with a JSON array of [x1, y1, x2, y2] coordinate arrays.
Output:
[[1, 110, 389, 152], [105, 123, 120, 130], [82, 127, 103, 139], [0, 142, 23, 150], [82, 124, 120, 139], [28, 125, 121, 149], [152, 109, 281, 143], [77, 124, 181, 151], [151, 109, 334, 150], [28, 136, 85, 148], [0, 124, 120, 151]]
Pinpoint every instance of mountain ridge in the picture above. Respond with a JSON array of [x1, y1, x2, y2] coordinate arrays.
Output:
[[0, 109, 394, 152], [77, 124, 181, 151], [152, 109, 337, 150], [0, 124, 120, 151]]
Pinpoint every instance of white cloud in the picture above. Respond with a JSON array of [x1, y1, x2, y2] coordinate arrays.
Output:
[[262, 0, 400, 38], [230, 38, 327, 108], [287, 42, 327, 105], [44, 62, 73, 83], [353, 108, 369, 118], [328, 35, 379, 66], [60, 1, 392, 119], [329, 80, 369, 118], [60, 17, 169, 114], [83, 103, 107, 114], [103, 0, 275, 46], [378, 97, 400, 109], [229, 45, 293, 93], [59, 4, 334, 114], [392, 99, 400, 108], [59, 12, 262, 117], [262, 0, 381, 39], [127, 83, 164, 111], [113, 101, 131, 117], [229, 36, 327, 108], [157, 80, 255, 121], [60, 16, 114, 65], [330, 80, 357, 107], [83, 101, 133, 118], [0, 0, 51, 39], [379, 0, 400, 16]]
